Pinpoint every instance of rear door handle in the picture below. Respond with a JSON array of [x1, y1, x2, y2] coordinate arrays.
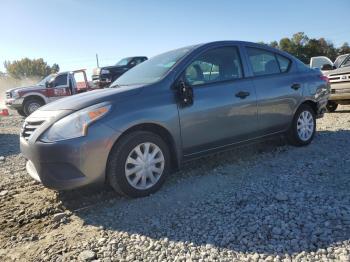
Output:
[[291, 83, 301, 90], [235, 91, 250, 99]]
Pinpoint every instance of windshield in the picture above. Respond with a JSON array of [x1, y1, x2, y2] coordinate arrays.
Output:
[[111, 46, 194, 86], [37, 74, 55, 86], [340, 55, 350, 68], [115, 58, 132, 66], [334, 54, 349, 68]]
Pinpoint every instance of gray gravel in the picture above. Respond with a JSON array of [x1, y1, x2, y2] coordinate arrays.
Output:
[[1, 106, 350, 261]]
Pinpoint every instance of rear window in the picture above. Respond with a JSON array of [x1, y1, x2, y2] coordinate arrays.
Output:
[[247, 48, 280, 76], [276, 54, 291, 72]]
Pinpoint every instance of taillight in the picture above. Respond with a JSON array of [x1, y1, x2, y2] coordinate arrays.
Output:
[[320, 75, 329, 84]]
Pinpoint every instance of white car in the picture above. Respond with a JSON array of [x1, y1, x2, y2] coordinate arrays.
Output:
[[310, 54, 350, 112]]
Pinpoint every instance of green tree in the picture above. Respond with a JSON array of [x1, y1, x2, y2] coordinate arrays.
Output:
[[304, 39, 323, 59], [51, 63, 60, 73], [4, 58, 59, 79], [339, 42, 350, 55], [279, 37, 294, 54], [269, 41, 279, 49]]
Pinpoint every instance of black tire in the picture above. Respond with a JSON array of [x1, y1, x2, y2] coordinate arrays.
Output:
[[23, 98, 44, 116], [287, 104, 316, 146], [326, 101, 338, 113], [107, 131, 171, 198], [16, 109, 26, 117]]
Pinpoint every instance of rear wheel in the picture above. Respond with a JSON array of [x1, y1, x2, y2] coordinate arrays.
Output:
[[107, 131, 170, 198], [23, 98, 44, 116], [287, 104, 316, 146], [326, 101, 338, 112]]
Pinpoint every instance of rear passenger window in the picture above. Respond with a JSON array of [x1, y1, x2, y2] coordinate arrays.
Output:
[[247, 48, 280, 76], [185, 46, 243, 86], [276, 54, 291, 72]]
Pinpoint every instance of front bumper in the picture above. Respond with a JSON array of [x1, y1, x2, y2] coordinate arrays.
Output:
[[20, 122, 121, 190], [92, 75, 112, 88], [5, 98, 23, 110], [329, 82, 350, 101]]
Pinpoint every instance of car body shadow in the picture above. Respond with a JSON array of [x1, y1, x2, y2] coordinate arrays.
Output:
[[58, 131, 350, 256]]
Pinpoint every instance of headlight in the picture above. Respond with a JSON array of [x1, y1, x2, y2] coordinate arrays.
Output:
[[11, 90, 19, 99], [40, 102, 111, 142], [101, 69, 110, 74]]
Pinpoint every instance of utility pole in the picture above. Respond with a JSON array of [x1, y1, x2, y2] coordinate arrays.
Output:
[[96, 54, 100, 68]]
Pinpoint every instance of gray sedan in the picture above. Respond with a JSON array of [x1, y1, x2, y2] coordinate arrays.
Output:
[[20, 41, 330, 197]]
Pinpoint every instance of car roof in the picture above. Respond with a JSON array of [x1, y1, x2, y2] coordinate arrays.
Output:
[[194, 40, 295, 59], [124, 56, 148, 59]]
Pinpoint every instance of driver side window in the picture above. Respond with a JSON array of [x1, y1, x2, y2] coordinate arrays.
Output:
[[53, 74, 68, 87], [185, 46, 243, 86]]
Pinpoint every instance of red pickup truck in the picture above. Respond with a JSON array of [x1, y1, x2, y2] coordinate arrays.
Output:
[[5, 70, 97, 116]]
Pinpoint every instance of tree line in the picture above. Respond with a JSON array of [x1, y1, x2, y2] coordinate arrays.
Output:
[[261, 32, 350, 64], [2, 58, 59, 79]]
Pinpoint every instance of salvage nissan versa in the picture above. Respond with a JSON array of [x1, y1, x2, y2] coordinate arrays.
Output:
[[20, 41, 330, 197]]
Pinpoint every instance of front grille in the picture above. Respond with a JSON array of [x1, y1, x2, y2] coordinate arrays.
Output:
[[6, 92, 11, 99], [21, 120, 45, 140], [329, 76, 341, 81], [329, 73, 350, 83]]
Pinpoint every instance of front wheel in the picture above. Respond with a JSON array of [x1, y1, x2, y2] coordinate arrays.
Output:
[[107, 131, 170, 198], [16, 109, 26, 117], [326, 101, 338, 112], [287, 104, 316, 146], [23, 98, 44, 116]]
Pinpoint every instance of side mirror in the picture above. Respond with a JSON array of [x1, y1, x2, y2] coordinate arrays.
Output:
[[176, 80, 193, 106], [46, 80, 54, 88], [321, 64, 333, 71]]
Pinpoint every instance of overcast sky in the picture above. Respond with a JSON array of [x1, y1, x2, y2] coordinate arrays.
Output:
[[0, 0, 349, 78]]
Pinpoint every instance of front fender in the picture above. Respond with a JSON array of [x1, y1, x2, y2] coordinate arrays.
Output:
[[22, 92, 49, 104]]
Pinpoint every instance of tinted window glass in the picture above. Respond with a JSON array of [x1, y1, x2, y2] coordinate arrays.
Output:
[[185, 46, 243, 86], [277, 55, 291, 72], [247, 47, 280, 76], [53, 74, 68, 87]]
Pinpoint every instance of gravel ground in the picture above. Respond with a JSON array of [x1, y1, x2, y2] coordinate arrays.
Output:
[[1, 107, 350, 261]]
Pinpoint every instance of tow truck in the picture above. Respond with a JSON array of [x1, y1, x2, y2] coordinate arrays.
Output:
[[5, 69, 96, 116]]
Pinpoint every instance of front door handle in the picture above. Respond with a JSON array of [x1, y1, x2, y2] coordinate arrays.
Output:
[[291, 83, 301, 90], [235, 91, 250, 99]]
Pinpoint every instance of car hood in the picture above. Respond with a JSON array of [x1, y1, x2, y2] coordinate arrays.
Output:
[[39, 84, 143, 111], [6, 85, 42, 93], [324, 66, 350, 76]]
